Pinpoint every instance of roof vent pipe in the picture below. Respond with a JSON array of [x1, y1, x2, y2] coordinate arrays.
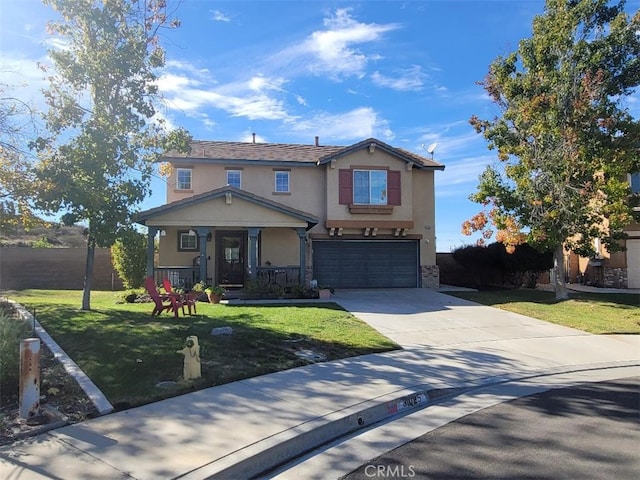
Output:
[[315, 136, 319, 147], [252, 133, 256, 144]]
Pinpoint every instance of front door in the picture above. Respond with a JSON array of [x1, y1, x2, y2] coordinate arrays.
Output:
[[216, 231, 246, 287]]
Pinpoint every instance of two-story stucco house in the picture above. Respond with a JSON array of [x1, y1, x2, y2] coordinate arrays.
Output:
[[566, 172, 640, 289], [135, 137, 445, 290]]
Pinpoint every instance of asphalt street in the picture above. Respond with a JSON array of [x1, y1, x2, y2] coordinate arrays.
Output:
[[342, 377, 640, 480]]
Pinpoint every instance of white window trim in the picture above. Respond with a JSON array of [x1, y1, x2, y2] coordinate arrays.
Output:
[[227, 170, 242, 188], [178, 230, 198, 251], [275, 171, 290, 193], [176, 168, 192, 190], [353, 169, 387, 205]]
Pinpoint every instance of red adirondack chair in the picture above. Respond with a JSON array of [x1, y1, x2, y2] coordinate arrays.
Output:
[[162, 278, 197, 315], [144, 277, 185, 318]]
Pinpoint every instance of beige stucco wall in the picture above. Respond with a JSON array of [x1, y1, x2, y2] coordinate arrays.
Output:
[[261, 229, 300, 266], [325, 149, 414, 223], [412, 168, 436, 265], [146, 194, 308, 229], [167, 163, 325, 218], [157, 226, 212, 267]]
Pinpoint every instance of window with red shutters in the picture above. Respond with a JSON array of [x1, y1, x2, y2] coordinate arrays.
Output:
[[338, 169, 353, 205], [388, 170, 401, 205]]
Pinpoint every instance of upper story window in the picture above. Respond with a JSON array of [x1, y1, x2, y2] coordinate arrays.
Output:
[[227, 170, 241, 188], [339, 168, 401, 206], [176, 168, 192, 190], [354, 170, 387, 205], [630, 173, 640, 194], [275, 171, 290, 193]]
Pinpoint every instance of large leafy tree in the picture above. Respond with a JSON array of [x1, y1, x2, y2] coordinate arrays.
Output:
[[0, 81, 42, 233], [34, 0, 190, 310], [464, 0, 640, 299]]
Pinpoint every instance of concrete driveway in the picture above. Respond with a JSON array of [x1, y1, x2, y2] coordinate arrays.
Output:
[[332, 288, 640, 371]]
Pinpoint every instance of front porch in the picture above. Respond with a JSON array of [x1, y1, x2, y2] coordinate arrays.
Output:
[[135, 186, 320, 290]]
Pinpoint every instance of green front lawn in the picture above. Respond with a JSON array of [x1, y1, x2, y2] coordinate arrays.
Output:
[[444, 289, 640, 334], [5, 290, 398, 409]]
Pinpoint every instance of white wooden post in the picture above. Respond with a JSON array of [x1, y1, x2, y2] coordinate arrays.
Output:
[[19, 338, 40, 419]]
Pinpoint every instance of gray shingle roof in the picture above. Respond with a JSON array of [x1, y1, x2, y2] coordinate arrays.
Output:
[[164, 137, 444, 170]]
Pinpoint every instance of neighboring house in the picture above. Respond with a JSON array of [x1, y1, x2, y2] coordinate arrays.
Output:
[[565, 172, 640, 288], [135, 137, 445, 290]]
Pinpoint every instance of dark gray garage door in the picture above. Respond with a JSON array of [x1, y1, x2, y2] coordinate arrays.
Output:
[[312, 240, 419, 288]]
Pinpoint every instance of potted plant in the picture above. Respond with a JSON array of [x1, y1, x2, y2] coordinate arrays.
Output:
[[204, 285, 225, 304], [318, 286, 332, 299]]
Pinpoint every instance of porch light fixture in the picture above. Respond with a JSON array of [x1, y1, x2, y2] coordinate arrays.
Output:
[[188, 229, 196, 236], [159, 229, 167, 237]]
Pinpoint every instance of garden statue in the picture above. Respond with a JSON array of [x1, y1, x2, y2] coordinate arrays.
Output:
[[176, 335, 201, 380]]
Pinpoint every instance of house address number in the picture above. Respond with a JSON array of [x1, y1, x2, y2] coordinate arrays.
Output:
[[386, 391, 429, 415]]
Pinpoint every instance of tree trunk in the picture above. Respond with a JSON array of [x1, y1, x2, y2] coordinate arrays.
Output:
[[552, 244, 569, 300], [82, 236, 96, 310]]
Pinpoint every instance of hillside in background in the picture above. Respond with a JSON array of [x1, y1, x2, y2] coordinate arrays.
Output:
[[0, 223, 88, 248]]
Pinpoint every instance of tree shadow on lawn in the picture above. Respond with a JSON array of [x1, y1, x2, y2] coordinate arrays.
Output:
[[32, 303, 399, 410]]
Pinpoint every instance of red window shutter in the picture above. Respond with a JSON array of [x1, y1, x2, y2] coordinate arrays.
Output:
[[388, 170, 401, 205], [338, 169, 353, 205]]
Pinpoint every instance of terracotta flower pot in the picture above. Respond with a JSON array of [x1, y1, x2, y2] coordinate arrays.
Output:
[[207, 293, 222, 304]]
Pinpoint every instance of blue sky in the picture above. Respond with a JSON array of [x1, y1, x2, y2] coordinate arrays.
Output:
[[1, 1, 638, 252]]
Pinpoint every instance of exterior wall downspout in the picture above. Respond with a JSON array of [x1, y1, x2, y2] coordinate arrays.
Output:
[[295, 227, 306, 285], [146, 226, 158, 278]]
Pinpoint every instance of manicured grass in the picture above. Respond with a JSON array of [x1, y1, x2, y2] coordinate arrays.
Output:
[[444, 289, 640, 334], [4, 290, 398, 409]]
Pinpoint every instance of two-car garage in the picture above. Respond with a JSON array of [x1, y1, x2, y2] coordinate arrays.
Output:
[[312, 240, 419, 288]]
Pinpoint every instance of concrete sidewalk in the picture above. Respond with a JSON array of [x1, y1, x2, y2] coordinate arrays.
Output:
[[1, 289, 638, 479]]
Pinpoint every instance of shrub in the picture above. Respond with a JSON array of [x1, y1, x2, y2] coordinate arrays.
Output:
[[452, 242, 553, 289], [0, 303, 32, 401], [111, 229, 147, 289], [117, 289, 146, 303]]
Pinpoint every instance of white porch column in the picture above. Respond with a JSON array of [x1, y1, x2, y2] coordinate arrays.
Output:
[[295, 227, 306, 284], [146, 226, 158, 279]]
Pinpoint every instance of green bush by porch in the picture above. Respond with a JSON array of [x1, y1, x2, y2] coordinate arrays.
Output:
[[5, 290, 398, 409]]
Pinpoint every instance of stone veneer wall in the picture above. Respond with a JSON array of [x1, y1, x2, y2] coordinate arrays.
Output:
[[421, 264, 440, 289], [603, 267, 628, 288]]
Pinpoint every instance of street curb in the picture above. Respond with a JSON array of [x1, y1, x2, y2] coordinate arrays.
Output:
[[176, 386, 449, 480], [9, 300, 114, 415], [178, 360, 640, 480]]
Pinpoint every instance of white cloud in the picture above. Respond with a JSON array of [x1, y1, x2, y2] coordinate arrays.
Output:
[[275, 8, 400, 80], [371, 66, 426, 91], [289, 107, 393, 142], [247, 75, 285, 92], [159, 62, 292, 121], [155, 73, 193, 93], [211, 10, 231, 22], [42, 36, 70, 52]]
